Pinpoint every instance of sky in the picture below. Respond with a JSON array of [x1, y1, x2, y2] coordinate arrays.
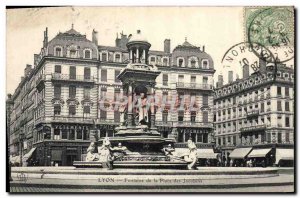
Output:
[[6, 6, 263, 94]]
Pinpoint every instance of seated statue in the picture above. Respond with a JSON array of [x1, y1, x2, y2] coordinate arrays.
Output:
[[162, 144, 175, 156], [111, 143, 128, 160], [98, 137, 114, 169]]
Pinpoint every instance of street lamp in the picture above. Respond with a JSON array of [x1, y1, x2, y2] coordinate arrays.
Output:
[[19, 131, 25, 167]]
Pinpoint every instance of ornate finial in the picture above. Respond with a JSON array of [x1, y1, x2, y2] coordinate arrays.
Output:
[[72, 23, 74, 29], [185, 37, 187, 42]]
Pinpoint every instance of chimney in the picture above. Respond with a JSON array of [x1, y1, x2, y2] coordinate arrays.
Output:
[[217, 74, 223, 88], [116, 32, 129, 49], [43, 27, 48, 47], [243, 65, 249, 79], [259, 58, 267, 74], [202, 45, 205, 52], [92, 29, 98, 46], [34, 54, 39, 67], [164, 39, 171, 53], [24, 64, 32, 76], [228, 71, 233, 83]]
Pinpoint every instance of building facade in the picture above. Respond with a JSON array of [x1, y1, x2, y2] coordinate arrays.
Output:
[[214, 60, 294, 164], [8, 26, 215, 166]]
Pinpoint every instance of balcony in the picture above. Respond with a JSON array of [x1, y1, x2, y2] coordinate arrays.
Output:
[[240, 124, 267, 133], [176, 82, 213, 90], [51, 73, 95, 84], [36, 74, 45, 90], [51, 116, 94, 124], [155, 121, 213, 128], [246, 109, 260, 118]]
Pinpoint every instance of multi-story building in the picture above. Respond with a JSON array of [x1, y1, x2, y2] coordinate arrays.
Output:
[[8, 26, 215, 166], [214, 60, 294, 165]]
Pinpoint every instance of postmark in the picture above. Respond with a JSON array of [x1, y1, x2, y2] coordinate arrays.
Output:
[[221, 41, 277, 80], [245, 7, 294, 63]]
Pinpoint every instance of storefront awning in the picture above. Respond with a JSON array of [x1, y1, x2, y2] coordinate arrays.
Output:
[[22, 147, 36, 162], [197, 149, 217, 159], [174, 148, 190, 157], [276, 148, 294, 164], [248, 148, 272, 158], [229, 148, 252, 159]]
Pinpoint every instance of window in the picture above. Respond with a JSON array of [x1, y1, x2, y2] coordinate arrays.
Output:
[[277, 132, 282, 143], [178, 58, 184, 67], [277, 86, 282, 96], [285, 117, 290, 127], [190, 59, 196, 67], [202, 95, 208, 106], [54, 106, 61, 115], [277, 101, 282, 111], [178, 75, 184, 83], [54, 129, 60, 140], [233, 97, 236, 104], [163, 74, 168, 86], [70, 66, 76, 79], [190, 76, 196, 84], [285, 87, 289, 97], [84, 50, 91, 59], [197, 134, 203, 143], [101, 52, 107, 61], [266, 133, 271, 143], [83, 130, 89, 140], [115, 54, 121, 62], [150, 57, 156, 63], [286, 132, 290, 142], [55, 65, 61, 73], [83, 106, 90, 114], [178, 111, 184, 122], [202, 60, 209, 69], [114, 88, 120, 101], [69, 106, 76, 115], [203, 77, 208, 84], [62, 129, 68, 139], [191, 111, 196, 122], [101, 69, 107, 82], [55, 47, 62, 57], [84, 67, 91, 80], [261, 103, 265, 112], [69, 129, 75, 140], [54, 85, 61, 98], [70, 49, 77, 58], [69, 85, 76, 99], [76, 130, 82, 139], [100, 109, 107, 120], [285, 101, 290, 111], [203, 111, 208, 123], [115, 70, 121, 82], [114, 110, 120, 122], [84, 87, 90, 99], [163, 58, 168, 66]]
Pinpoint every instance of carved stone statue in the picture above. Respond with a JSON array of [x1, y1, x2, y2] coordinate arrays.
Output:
[[85, 142, 99, 162], [98, 137, 113, 169], [162, 144, 175, 156], [184, 139, 198, 170]]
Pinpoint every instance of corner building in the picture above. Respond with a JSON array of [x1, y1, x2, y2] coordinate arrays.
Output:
[[8, 27, 215, 166], [214, 61, 294, 166]]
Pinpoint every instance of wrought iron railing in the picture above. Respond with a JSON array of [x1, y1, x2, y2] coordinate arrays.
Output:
[[51, 73, 95, 82], [155, 121, 213, 128], [176, 82, 213, 90]]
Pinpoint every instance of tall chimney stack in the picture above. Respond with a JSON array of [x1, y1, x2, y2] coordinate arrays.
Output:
[[24, 64, 32, 76], [164, 39, 171, 53], [243, 65, 249, 79], [43, 27, 48, 47], [228, 71, 233, 83], [217, 74, 224, 88], [92, 29, 98, 46]]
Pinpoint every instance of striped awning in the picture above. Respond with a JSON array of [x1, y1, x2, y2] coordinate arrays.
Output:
[[275, 148, 294, 164], [248, 148, 272, 158], [229, 148, 252, 159], [22, 147, 36, 162]]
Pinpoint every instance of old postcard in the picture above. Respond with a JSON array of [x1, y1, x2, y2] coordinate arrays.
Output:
[[6, 6, 295, 193]]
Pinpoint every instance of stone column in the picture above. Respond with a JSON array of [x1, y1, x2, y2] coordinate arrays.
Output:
[[127, 84, 133, 127], [130, 50, 133, 63], [150, 87, 156, 129], [143, 49, 146, 63], [136, 48, 139, 63]]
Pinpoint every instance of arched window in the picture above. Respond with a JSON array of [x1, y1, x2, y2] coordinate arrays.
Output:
[[202, 59, 209, 69], [67, 45, 78, 58], [188, 57, 198, 68], [84, 49, 92, 59], [149, 56, 156, 64], [54, 46, 63, 57], [177, 57, 185, 67]]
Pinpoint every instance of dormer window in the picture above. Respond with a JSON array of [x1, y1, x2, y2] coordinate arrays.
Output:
[[70, 50, 77, 58], [84, 49, 92, 59], [202, 59, 209, 69], [114, 53, 121, 62], [177, 57, 185, 67], [162, 58, 168, 66], [54, 46, 63, 57], [191, 59, 196, 67], [67, 45, 79, 58], [101, 52, 108, 62], [149, 56, 156, 64]]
